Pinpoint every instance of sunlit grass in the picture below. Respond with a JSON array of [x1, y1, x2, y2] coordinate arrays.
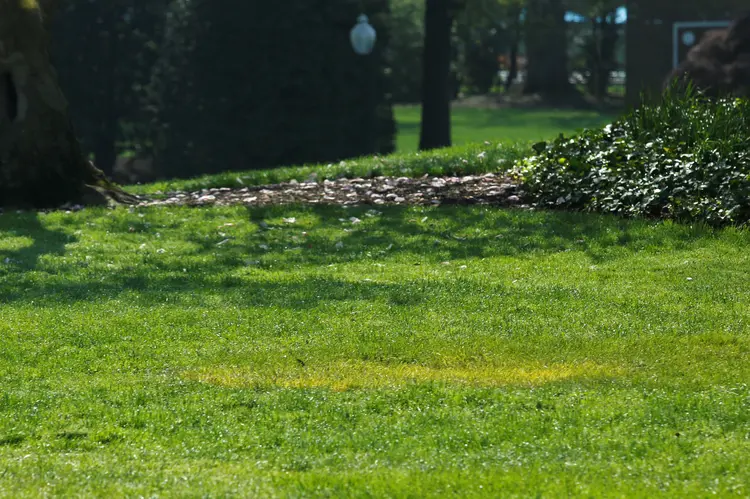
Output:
[[394, 105, 617, 152], [0, 203, 748, 496]]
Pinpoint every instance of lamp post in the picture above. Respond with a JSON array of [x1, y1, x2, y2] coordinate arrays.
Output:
[[349, 14, 377, 152], [419, 0, 451, 151], [350, 14, 376, 55]]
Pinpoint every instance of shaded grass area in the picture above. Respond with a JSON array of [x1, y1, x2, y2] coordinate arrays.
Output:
[[0, 204, 748, 496]]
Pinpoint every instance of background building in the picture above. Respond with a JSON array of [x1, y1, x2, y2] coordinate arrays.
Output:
[[626, 0, 747, 105]]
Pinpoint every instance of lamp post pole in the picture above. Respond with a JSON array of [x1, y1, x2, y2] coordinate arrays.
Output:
[[419, 0, 452, 151], [350, 14, 378, 152]]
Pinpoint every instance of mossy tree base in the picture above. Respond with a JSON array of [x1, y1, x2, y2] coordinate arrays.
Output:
[[0, 0, 136, 209]]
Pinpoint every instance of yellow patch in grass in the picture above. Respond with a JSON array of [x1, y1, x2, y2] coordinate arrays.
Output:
[[20, 0, 39, 10], [185, 360, 621, 391]]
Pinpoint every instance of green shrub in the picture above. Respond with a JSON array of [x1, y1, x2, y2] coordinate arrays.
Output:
[[388, 0, 425, 103], [517, 87, 750, 226]]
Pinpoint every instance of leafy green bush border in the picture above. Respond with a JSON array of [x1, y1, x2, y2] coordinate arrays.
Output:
[[516, 86, 750, 226]]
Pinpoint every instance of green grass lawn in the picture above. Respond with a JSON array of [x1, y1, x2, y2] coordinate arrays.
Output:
[[1, 202, 749, 496], [394, 106, 617, 152]]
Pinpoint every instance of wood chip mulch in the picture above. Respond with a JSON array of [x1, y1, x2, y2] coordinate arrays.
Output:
[[133, 173, 526, 209]]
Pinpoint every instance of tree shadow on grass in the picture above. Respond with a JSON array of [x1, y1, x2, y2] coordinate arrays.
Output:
[[0, 212, 72, 271], [0, 272, 437, 309], [81, 202, 720, 275], [0, 264, 695, 331], [228, 203, 715, 266], [0, 203, 731, 309]]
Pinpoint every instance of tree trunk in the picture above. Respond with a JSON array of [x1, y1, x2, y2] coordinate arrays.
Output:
[[505, 44, 518, 91], [589, 13, 618, 101], [504, 7, 522, 92], [523, 0, 576, 100], [0, 0, 134, 208], [94, 27, 119, 178], [93, 124, 117, 178], [419, 0, 452, 151]]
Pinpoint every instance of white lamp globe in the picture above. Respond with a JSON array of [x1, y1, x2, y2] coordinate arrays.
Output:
[[350, 14, 376, 55], [681, 31, 696, 46]]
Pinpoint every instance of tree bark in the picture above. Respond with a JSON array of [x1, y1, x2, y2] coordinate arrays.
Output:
[[0, 0, 134, 208], [419, 0, 452, 151], [93, 23, 119, 178], [523, 0, 577, 100]]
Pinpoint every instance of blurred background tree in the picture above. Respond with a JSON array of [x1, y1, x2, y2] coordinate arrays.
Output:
[[50, 0, 169, 176], [567, 0, 623, 101], [45, 0, 629, 182], [523, 0, 576, 100], [450, 0, 527, 96], [389, 0, 426, 103], [146, 0, 395, 180]]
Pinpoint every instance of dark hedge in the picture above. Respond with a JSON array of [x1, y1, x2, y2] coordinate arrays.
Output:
[[149, 0, 396, 179]]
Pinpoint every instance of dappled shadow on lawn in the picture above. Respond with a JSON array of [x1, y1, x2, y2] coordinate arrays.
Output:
[[0, 212, 72, 271], [0, 203, 724, 307], [228, 203, 713, 266], [0, 272, 445, 308]]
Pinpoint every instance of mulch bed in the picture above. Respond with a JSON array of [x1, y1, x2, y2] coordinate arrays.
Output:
[[133, 173, 526, 209]]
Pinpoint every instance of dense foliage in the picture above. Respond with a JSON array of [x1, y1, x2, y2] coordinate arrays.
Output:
[[148, 0, 395, 179], [50, 0, 169, 174], [46, 0, 627, 182], [388, 0, 425, 103], [519, 89, 750, 226]]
